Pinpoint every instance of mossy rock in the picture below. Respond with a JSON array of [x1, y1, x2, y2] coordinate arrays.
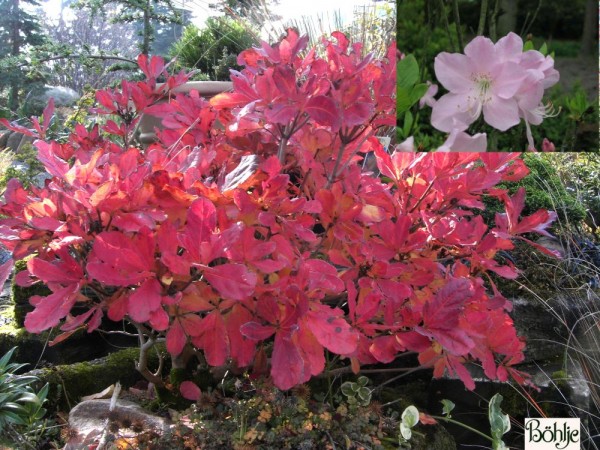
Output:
[[12, 259, 51, 328], [481, 153, 586, 227], [410, 422, 457, 450], [0, 319, 125, 368], [27, 346, 163, 412]]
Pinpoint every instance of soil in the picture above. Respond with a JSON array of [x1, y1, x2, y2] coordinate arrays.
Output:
[[554, 56, 598, 101]]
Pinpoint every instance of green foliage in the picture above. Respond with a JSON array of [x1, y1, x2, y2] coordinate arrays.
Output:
[[169, 18, 258, 81], [340, 375, 372, 407], [488, 394, 510, 450], [400, 394, 510, 449], [482, 154, 587, 227], [0, 347, 49, 447], [553, 154, 600, 234], [0, 0, 47, 114], [440, 399, 455, 417], [396, 55, 428, 143], [140, 379, 403, 449], [399, 405, 419, 444], [397, 0, 459, 76], [75, 0, 183, 55], [0, 142, 46, 192]]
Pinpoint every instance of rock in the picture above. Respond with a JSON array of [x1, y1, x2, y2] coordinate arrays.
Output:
[[27, 346, 159, 411], [0, 131, 10, 149], [510, 297, 566, 362], [65, 399, 170, 449], [23, 85, 80, 117], [428, 359, 591, 448], [5, 132, 25, 153]]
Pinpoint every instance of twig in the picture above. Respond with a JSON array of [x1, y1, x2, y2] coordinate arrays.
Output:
[[451, 0, 464, 51], [520, 0, 543, 37], [489, 0, 501, 41], [436, 0, 456, 52], [477, 0, 489, 36], [134, 323, 165, 387], [13, 54, 137, 69]]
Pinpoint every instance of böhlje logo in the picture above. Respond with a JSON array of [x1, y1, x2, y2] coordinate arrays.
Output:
[[524, 418, 580, 450]]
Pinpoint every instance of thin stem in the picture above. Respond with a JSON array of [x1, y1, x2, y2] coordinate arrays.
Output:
[[134, 323, 165, 387], [318, 363, 419, 378], [451, 0, 464, 51], [277, 133, 290, 165], [489, 0, 501, 41], [437, 0, 456, 52], [477, 0, 489, 35], [520, 0, 542, 37], [326, 141, 346, 188], [431, 415, 495, 443], [13, 54, 137, 69]]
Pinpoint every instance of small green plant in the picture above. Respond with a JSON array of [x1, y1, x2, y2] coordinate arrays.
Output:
[[398, 405, 420, 448], [399, 393, 511, 449], [0, 347, 50, 448], [340, 375, 372, 407]]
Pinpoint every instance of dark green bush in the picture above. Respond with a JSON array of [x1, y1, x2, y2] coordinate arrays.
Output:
[[169, 18, 258, 81], [482, 154, 587, 228]]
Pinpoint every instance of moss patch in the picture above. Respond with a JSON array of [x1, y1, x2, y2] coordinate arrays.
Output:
[[12, 259, 51, 328], [29, 346, 162, 412]]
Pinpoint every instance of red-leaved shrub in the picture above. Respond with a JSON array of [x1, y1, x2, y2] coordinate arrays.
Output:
[[0, 30, 558, 393]]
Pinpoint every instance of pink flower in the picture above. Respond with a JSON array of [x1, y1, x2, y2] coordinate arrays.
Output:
[[419, 82, 438, 109], [541, 138, 556, 152], [437, 129, 487, 152], [396, 136, 415, 152], [431, 35, 527, 132]]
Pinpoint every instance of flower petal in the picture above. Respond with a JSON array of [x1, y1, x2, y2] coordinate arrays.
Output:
[[495, 32, 523, 63], [433, 53, 473, 93], [438, 129, 487, 152], [464, 36, 497, 74], [483, 97, 520, 131], [493, 62, 527, 99], [430, 93, 475, 132]]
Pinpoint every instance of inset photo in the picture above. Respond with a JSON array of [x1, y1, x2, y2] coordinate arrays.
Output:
[[397, 0, 599, 151]]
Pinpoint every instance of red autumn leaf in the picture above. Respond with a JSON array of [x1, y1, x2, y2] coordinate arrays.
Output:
[[342, 102, 374, 127], [226, 305, 256, 367], [306, 305, 358, 355], [0, 259, 13, 289], [272, 65, 297, 97], [24, 284, 80, 333], [193, 311, 229, 367], [166, 321, 187, 356], [179, 314, 204, 337], [210, 92, 253, 109], [240, 321, 276, 341], [49, 329, 79, 347], [27, 252, 83, 284], [301, 259, 344, 294], [87, 231, 155, 286], [128, 278, 163, 323], [36, 141, 69, 178], [180, 381, 201, 401], [203, 264, 257, 300], [419, 413, 438, 425], [271, 332, 305, 390], [304, 96, 340, 129]]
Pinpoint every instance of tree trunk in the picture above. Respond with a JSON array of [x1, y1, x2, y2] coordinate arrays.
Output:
[[497, 0, 517, 37], [579, 0, 597, 56], [142, 0, 151, 54]]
